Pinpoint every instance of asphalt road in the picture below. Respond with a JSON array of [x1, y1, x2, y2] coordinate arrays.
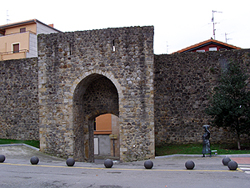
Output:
[[0, 145, 250, 188]]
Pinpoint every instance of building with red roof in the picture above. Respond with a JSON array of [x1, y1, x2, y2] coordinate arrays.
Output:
[[174, 38, 241, 53]]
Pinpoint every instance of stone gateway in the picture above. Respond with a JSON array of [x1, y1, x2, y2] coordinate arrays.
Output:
[[37, 26, 155, 162]]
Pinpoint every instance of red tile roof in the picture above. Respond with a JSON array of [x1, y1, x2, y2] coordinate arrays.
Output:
[[174, 39, 241, 53]]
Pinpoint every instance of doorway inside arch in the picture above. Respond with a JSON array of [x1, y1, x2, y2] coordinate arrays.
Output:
[[94, 113, 120, 160], [73, 74, 119, 162]]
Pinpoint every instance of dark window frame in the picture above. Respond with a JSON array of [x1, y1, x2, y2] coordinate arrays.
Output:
[[20, 27, 26, 33], [13, 43, 20, 53]]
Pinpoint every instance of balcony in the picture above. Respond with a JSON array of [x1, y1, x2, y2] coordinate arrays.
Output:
[[0, 49, 28, 61]]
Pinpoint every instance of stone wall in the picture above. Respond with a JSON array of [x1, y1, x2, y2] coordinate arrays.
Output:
[[1, 26, 250, 162], [37, 26, 155, 162], [154, 49, 250, 146], [0, 58, 39, 140]]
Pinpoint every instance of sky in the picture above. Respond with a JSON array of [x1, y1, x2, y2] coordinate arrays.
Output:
[[1, 0, 250, 54]]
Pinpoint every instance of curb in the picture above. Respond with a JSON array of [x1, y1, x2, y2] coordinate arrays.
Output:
[[0, 143, 39, 151]]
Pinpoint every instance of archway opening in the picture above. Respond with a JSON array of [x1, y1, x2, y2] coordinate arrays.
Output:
[[73, 74, 119, 162]]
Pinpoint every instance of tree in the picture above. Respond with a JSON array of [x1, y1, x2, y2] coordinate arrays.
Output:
[[205, 61, 250, 149]]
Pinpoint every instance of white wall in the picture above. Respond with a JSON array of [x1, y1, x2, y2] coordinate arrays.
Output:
[[26, 33, 37, 58], [37, 22, 59, 35]]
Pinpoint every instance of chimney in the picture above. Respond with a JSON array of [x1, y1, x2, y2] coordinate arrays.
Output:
[[48, 24, 54, 28]]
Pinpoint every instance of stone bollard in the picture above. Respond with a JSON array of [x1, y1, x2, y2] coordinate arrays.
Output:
[[30, 156, 39, 165], [144, 160, 154, 169], [66, 158, 75, 167], [222, 157, 231, 166], [228, 161, 238, 170], [0, 155, 5, 163], [104, 159, 113, 168], [185, 160, 195, 170]]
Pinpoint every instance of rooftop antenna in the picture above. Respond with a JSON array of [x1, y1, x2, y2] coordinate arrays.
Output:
[[6, 10, 10, 24], [166, 41, 169, 54], [225, 33, 232, 43], [211, 10, 222, 39]]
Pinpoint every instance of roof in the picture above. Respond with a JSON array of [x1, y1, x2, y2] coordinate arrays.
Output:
[[0, 19, 61, 33], [174, 39, 241, 53]]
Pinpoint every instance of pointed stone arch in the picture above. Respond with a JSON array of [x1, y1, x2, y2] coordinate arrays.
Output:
[[70, 70, 123, 100], [72, 71, 120, 162]]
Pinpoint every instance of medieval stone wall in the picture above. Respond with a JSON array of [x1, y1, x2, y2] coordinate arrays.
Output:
[[1, 26, 250, 162], [154, 49, 250, 146], [0, 58, 39, 140]]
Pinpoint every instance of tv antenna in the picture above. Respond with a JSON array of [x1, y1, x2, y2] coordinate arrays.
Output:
[[6, 10, 10, 24], [166, 41, 169, 54], [225, 33, 232, 43], [211, 10, 222, 39]]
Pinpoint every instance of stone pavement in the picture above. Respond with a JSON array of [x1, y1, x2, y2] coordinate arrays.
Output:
[[0, 144, 250, 188]]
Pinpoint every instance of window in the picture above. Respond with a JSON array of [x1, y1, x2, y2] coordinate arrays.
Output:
[[112, 40, 115, 51], [219, 48, 227, 51], [13, 43, 19, 53], [209, 47, 217, 51], [196, 50, 205, 52], [20, 27, 26, 33]]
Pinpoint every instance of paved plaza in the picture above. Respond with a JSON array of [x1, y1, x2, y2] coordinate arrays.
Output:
[[0, 145, 250, 188]]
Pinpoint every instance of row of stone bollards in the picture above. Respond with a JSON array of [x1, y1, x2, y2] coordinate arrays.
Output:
[[0, 154, 238, 170], [102, 158, 238, 170], [144, 157, 238, 171]]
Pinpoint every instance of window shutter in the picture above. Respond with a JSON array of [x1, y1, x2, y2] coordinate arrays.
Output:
[[13, 44, 19, 53]]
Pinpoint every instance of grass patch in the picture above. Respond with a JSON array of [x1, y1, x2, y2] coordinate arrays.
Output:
[[155, 143, 250, 156], [0, 139, 40, 148]]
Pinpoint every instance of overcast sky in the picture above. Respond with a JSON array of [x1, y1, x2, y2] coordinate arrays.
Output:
[[1, 0, 250, 54]]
